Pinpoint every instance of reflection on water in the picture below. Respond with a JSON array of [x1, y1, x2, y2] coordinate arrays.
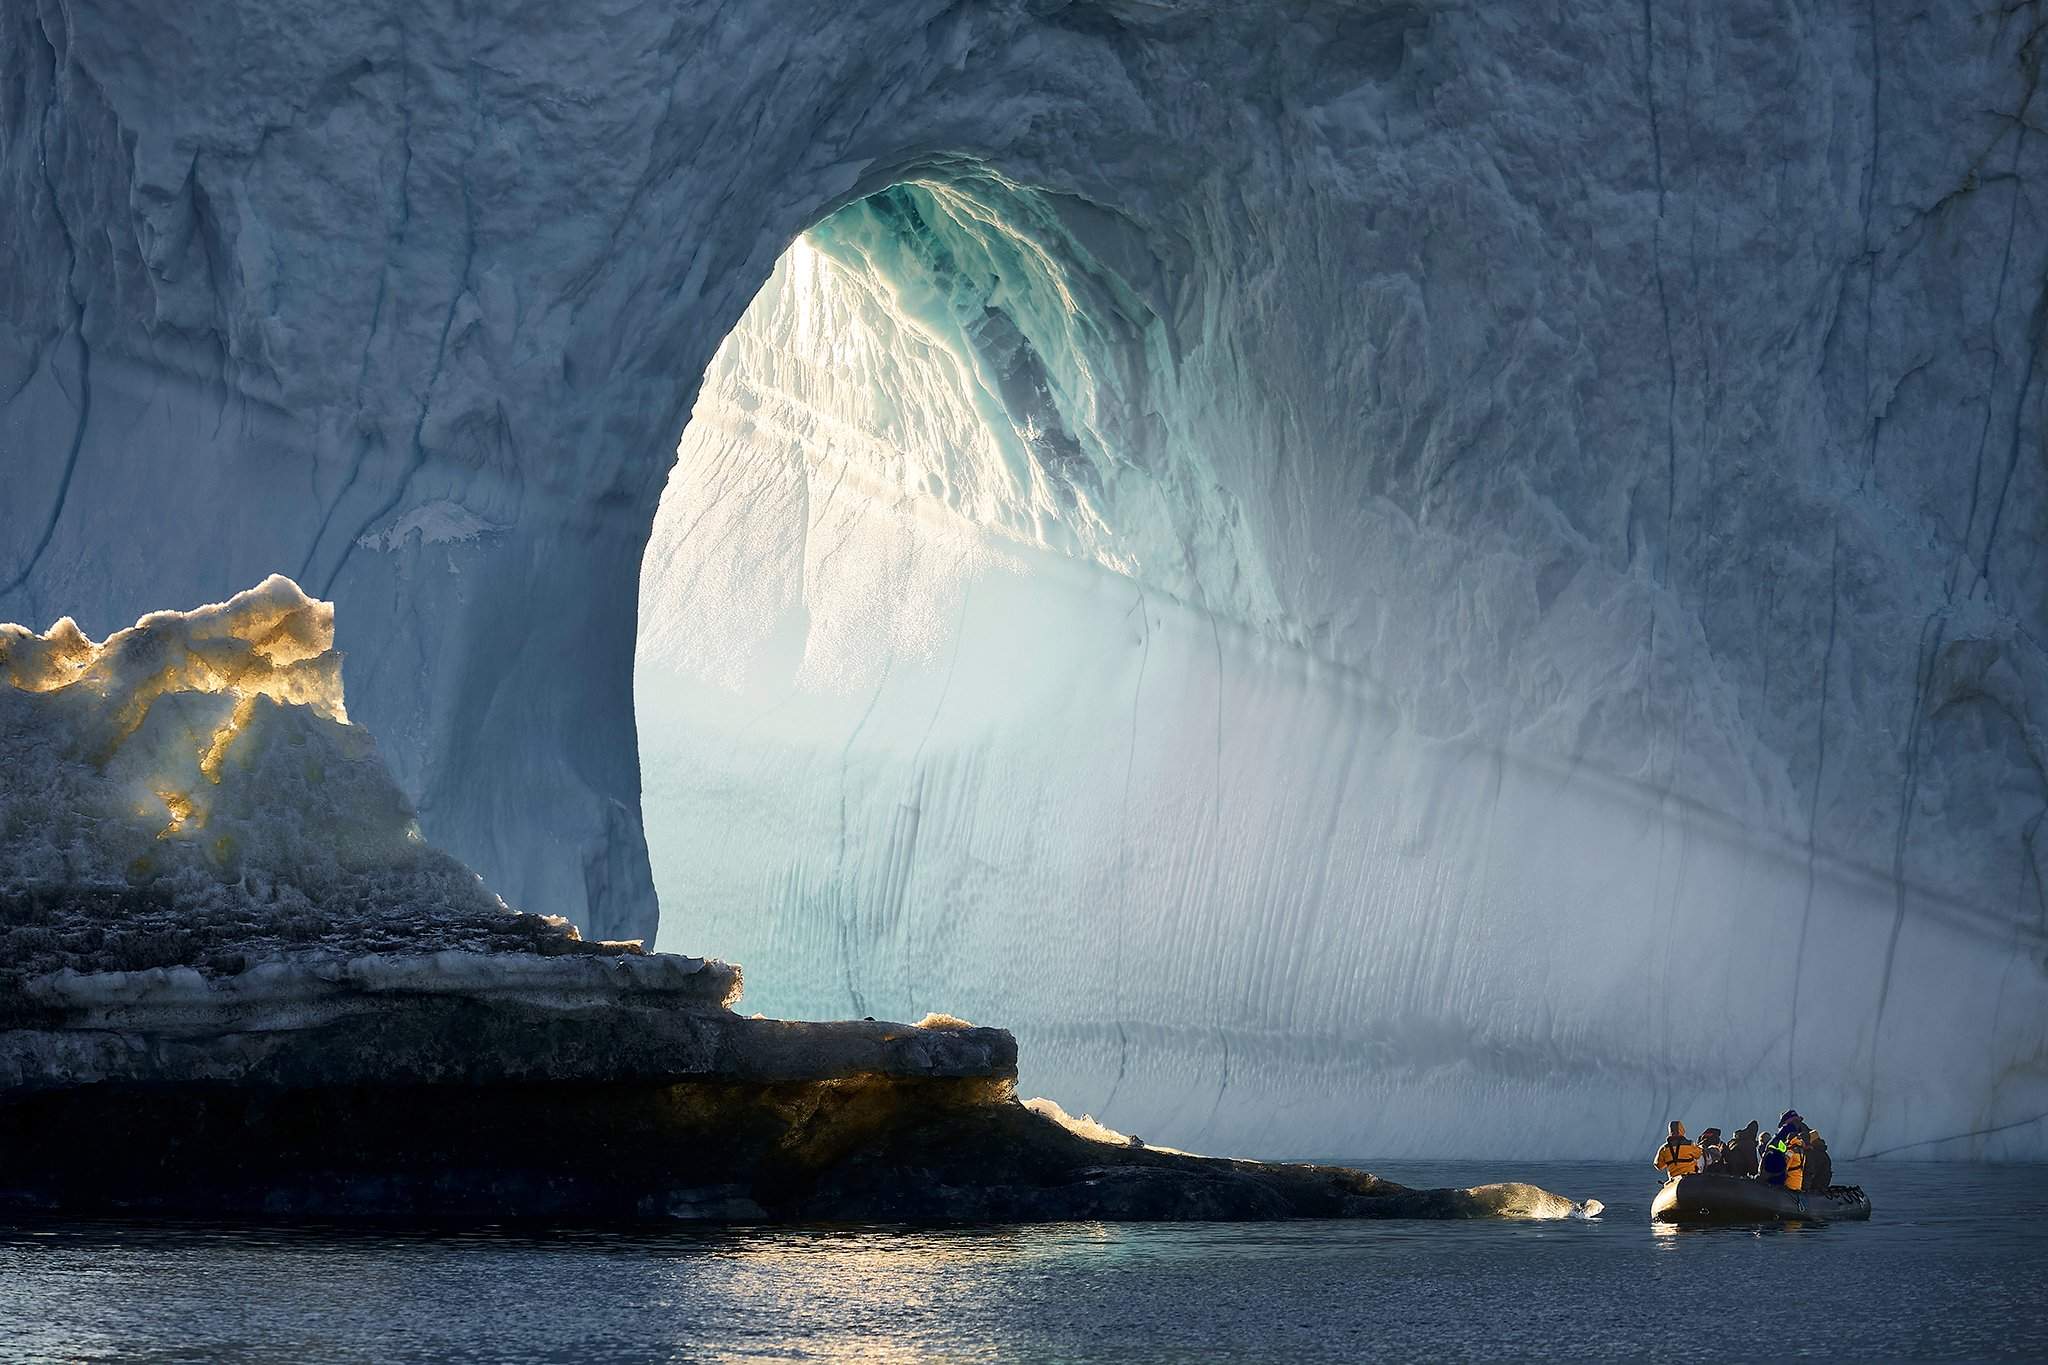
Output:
[[4, 1162, 2045, 1361]]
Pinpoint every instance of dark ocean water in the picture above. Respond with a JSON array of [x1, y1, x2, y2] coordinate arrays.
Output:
[[3, 1160, 2045, 1362]]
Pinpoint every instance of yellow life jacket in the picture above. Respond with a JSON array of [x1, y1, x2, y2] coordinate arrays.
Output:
[[1655, 1139, 1702, 1176], [1782, 1138, 1806, 1192]]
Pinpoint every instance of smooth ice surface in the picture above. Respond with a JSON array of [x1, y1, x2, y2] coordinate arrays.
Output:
[[639, 191, 2048, 1161], [5, 3, 2047, 1155]]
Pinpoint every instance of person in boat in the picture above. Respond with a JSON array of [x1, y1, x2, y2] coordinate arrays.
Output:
[[1728, 1120, 1762, 1178], [1653, 1121, 1703, 1179], [1765, 1114, 1808, 1191], [1696, 1126, 1727, 1173], [1804, 1129, 1833, 1192]]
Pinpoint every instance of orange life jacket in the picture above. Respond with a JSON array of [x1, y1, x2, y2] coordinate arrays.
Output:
[[1654, 1139, 1703, 1177], [1782, 1137, 1806, 1192]]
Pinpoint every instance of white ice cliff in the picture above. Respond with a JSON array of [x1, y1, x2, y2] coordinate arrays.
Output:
[[4, 2, 2046, 1158]]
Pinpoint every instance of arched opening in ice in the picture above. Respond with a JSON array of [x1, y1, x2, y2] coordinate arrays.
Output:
[[635, 165, 1301, 1141], [635, 164, 2048, 1159]]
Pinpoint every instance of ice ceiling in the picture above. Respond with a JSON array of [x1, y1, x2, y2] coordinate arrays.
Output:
[[3, 0, 2044, 1157]]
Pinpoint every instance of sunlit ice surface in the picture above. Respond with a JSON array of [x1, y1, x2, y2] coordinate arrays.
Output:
[[4, 1163, 2045, 1361], [636, 185, 2048, 1164], [0, 577, 523, 967]]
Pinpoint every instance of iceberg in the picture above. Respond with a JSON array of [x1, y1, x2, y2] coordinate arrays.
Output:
[[1, 1, 2043, 1162]]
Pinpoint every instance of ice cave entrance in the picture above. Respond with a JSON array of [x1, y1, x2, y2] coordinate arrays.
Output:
[[633, 172, 1339, 1126], [632, 174, 2048, 1159], [635, 165, 1478, 1149]]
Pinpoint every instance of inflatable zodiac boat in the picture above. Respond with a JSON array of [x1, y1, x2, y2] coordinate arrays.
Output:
[[1651, 1173, 1872, 1224]]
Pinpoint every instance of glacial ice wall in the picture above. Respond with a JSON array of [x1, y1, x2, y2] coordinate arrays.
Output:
[[639, 199, 2048, 1160], [4, 1, 2046, 1154]]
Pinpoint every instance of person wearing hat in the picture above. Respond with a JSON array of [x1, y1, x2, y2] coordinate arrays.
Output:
[[1696, 1126, 1728, 1174], [1728, 1120, 1763, 1178], [1766, 1113, 1808, 1191], [1804, 1128, 1834, 1192], [1653, 1120, 1703, 1180]]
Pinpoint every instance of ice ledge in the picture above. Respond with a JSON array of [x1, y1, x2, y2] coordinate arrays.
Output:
[[0, 949, 1017, 1093], [0, 951, 1609, 1224], [14, 948, 742, 1030]]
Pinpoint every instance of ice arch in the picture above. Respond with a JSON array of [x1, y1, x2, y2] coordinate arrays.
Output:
[[4, 0, 2046, 1156], [642, 157, 2048, 1157]]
